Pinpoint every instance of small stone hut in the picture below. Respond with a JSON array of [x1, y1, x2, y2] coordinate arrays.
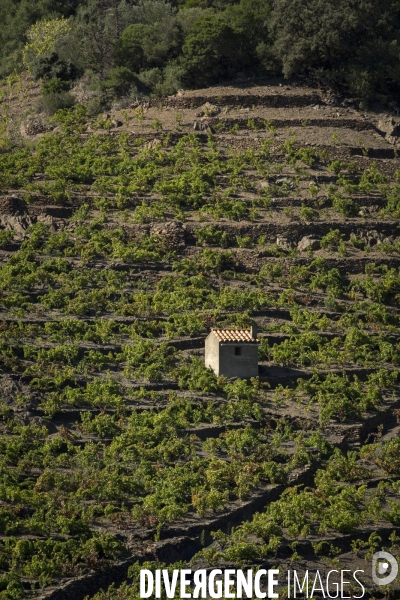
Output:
[[205, 327, 260, 378]]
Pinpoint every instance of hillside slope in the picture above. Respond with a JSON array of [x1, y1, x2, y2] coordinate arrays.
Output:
[[0, 78, 399, 599]]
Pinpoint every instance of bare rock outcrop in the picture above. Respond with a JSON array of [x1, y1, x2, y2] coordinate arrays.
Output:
[[0, 194, 32, 239], [298, 236, 321, 251], [37, 214, 65, 232], [0, 195, 65, 238], [377, 117, 400, 144], [193, 118, 214, 133], [352, 229, 395, 247], [150, 221, 186, 250], [195, 102, 220, 117], [20, 113, 52, 137], [0, 195, 27, 215], [276, 236, 294, 250], [144, 138, 162, 150], [0, 214, 33, 239]]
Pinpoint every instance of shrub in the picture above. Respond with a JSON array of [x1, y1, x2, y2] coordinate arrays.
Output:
[[41, 78, 70, 95], [86, 95, 112, 117], [332, 196, 359, 217], [299, 204, 318, 221], [23, 19, 72, 71], [178, 357, 221, 393], [36, 92, 75, 116], [196, 226, 230, 247], [103, 67, 139, 96], [0, 230, 14, 248], [31, 51, 77, 82], [320, 229, 345, 250]]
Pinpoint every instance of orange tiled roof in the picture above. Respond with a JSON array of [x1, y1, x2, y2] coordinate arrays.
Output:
[[211, 328, 259, 343]]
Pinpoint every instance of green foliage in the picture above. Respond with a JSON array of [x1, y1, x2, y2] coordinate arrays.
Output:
[[32, 51, 78, 82], [0, 230, 14, 248], [121, 338, 176, 381], [174, 249, 235, 276], [102, 66, 139, 96], [320, 229, 345, 250], [299, 204, 318, 221], [0, 0, 399, 102], [362, 437, 400, 476], [295, 371, 385, 425], [269, 0, 400, 98], [181, 13, 251, 87], [178, 356, 221, 392], [23, 18, 72, 71], [196, 225, 230, 247], [41, 77, 71, 95], [36, 91, 75, 115], [331, 194, 359, 217], [115, 22, 177, 73], [164, 311, 208, 337], [0, 83, 399, 596]]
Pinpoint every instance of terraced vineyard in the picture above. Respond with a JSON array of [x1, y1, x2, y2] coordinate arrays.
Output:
[[0, 78, 400, 599]]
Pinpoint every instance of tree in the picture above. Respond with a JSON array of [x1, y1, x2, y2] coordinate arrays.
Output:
[[269, 0, 400, 98], [102, 66, 140, 95], [0, 0, 79, 76], [225, 0, 271, 50], [181, 13, 251, 86], [31, 51, 78, 82], [68, 0, 136, 77], [23, 17, 72, 71], [115, 22, 176, 72]]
